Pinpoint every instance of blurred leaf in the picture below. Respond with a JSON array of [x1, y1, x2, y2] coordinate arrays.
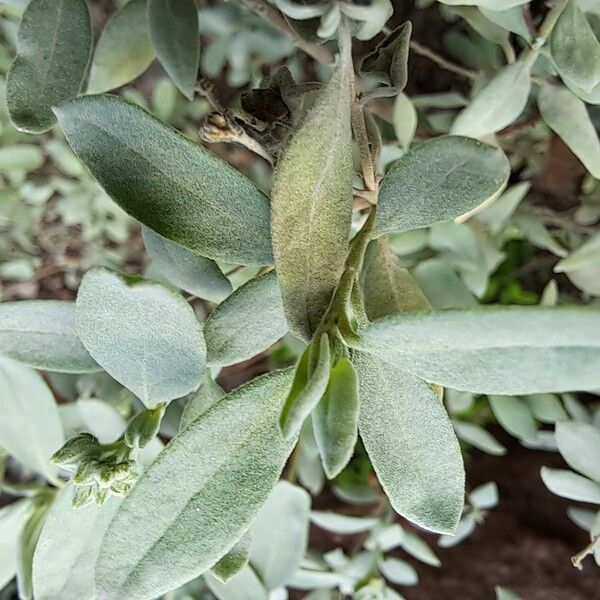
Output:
[[0, 500, 30, 592], [555, 421, 600, 482], [18, 501, 51, 600], [541, 467, 600, 504], [378, 557, 418, 586], [413, 259, 478, 310], [210, 533, 250, 584], [437, 514, 476, 548], [0, 144, 43, 172], [468, 481, 498, 509], [489, 395, 537, 440], [453, 420, 506, 456], [525, 393, 568, 424], [392, 92, 417, 149], [205, 565, 268, 600], [400, 531, 441, 567], [310, 511, 378, 535], [179, 372, 224, 432]]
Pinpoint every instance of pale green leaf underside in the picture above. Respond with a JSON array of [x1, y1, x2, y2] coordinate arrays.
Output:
[[204, 271, 288, 367], [355, 352, 464, 534], [76, 268, 206, 408], [6, 0, 91, 133], [95, 368, 296, 600], [54, 94, 272, 266], [375, 136, 509, 236], [348, 307, 600, 394], [0, 301, 99, 373]]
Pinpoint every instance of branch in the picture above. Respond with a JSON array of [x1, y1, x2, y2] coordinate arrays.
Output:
[[409, 40, 479, 80]]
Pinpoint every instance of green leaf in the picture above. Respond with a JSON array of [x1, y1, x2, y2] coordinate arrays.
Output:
[[525, 394, 568, 424], [392, 92, 417, 149], [179, 372, 225, 432], [480, 7, 532, 41], [0, 500, 30, 591], [468, 481, 498, 509], [354, 352, 464, 534], [555, 233, 600, 273], [310, 511, 378, 534], [0, 358, 64, 480], [32, 484, 121, 600], [142, 228, 232, 303], [87, 0, 155, 93], [375, 136, 509, 236], [453, 420, 506, 456], [451, 61, 532, 138], [271, 30, 353, 340], [550, 1, 600, 94], [6, 0, 91, 133], [555, 421, 600, 482], [204, 272, 287, 367], [400, 532, 441, 567], [346, 307, 600, 394], [148, 0, 200, 100], [379, 557, 418, 586], [54, 95, 272, 266], [538, 85, 600, 178], [210, 533, 250, 584], [0, 301, 99, 373], [280, 333, 331, 439], [541, 467, 600, 504], [312, 356, 360, 479], [95, 368, 296, 599], [489, 395, 537, 440], [205, 565, 268, 600], [250, 481, 310, 590], [75, 268, 206, 408], [0, 145, 43, 172]]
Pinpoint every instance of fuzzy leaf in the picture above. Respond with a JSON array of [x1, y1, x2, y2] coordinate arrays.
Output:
[[453, 421, 506, 456], [0, 301, 99, 373], [75, 268, 205, 408], [148, 0, 200, 100], [271, 31, 353, 340], [210, 534, 250, 584], [555, 421, 600, 483], [55, 95, 272, 266], [95, 368, 296, 599], [355, 352, 464, 534], [6, 0, 91, 133], [489, 395, 537, 440], [204, 272, 287, 366], [346, 307, 600, 394], [541, 467, 600, 504], [87, 0, 154, 93], [375, 137, 509, 237], [179, 372, 225, 432]]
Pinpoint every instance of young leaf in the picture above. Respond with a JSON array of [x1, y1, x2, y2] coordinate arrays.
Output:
[[451, 61, 532, 138], [142, 227, 232, 303], [555, 421, 600, 482], [0, 357, 64, 481], [87, 0, 155, 94], [550, 1, 600, 94], [346, 307, 600, 394], [54, 95, 273, 266], [0, 500, 30, 591], [541, 467, 600, 504], [538, 84, 600, 179], [354, 352, 464, 534], [179, 372, 225, 432], [271, 30, 353, 340], [250, 481, 311, 590], [95, 368, 296, 600], [205, 565, 268, 600], [375, 137, 509, 237], [0, 301, 99, 373], [75, 268, 206, 408], [148, 0, 200, 100], [6, 0, 92, 133], [312, 356, 360, 479], [204, 272, 287, 367], [210, 533, 250, 584], [32, 484, 121, 600]]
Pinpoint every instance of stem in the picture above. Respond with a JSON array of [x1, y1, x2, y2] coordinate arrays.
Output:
[[572, 534, 600, 570], [409, 40, 479, 80], [523, 0, 570, 68]]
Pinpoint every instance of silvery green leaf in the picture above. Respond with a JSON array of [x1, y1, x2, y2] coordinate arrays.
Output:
[[310, 511, 378, 535], [451, 61, 532, 138], [54, 95, 272, 266], [525, 394, 568, 424], [0, 145, 43, 173], [378, 557, 418, 586], [95, 368, 296, 599], [287, 568, 349, 590], [271, 29, 353, 340], [562, 393, 591, 423], [453, 421, 506, 456], [210, 534, 250, 584], [88, 0, 155, 93], [148, 0, 199, 100], [413, 92, 467, 109], [540, 280, 559, 306], [496, 586, 524, 600], [568, 507, 597, 531], [437, 514, 476, 548], [475, 181, 529, 233], [541, 467, 600, 504], [0, 301, 99, 373], [400, 532, 441, 567], [204, 272, 287, 366], [480, 6, 532, 41], [312, 356, 359, 478], [413, 259, 478, 310], [296, 421, 325, 495], [515, 214, 567, 257], [555, 421, 600, 482], [438, 0, 528, 9], [538, 85, 600, 178], [550, 1, 600, 94], [449, 6, 510, 49], [0, 500, 30, 591], [179, 372, 225, 432], [375, 136, 509, 236], [272, 0, 328, 19], [489, 395, 537, 440], [18, 502, 50, 600], [32, 484, 121, 600], [0, 357, 64, 480], [392, 92, 417, 149], [555, 233, 600, 272], [364, 523, 405, 552], [346, 307, 600, 394], [355, 352, 464, 534], [205, 565, 268, 600], [250, 481, 310, 590], [142, 228, 232, 303], [6, 0, 92, 133], [341, 0, 393, 41], [76, 268, 206, 408], [468, 482, 499, 509]]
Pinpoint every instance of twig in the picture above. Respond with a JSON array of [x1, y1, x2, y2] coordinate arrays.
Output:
[[572, 535, 600, 570], [409, 40, 479, 80]]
